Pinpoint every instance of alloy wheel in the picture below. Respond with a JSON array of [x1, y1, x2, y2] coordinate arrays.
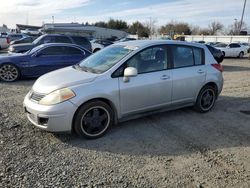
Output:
[[0, 64, 19, 82], [80, 106, 110, 137], [200, 89, 215, 111]]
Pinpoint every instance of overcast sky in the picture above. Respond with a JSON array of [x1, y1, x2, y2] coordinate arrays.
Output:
[[0, 0, 249, 28]]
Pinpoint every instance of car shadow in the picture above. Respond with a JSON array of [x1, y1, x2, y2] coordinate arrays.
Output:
[[223, 65, 250, 72], [54, 95, 250, 156]]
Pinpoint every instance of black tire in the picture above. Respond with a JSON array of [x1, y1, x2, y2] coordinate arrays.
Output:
[[0, 63, 20, 82], [222, 51, 225, 57], [238, 51, 244, 58], [73, 100, 114, 139], [194, 85, 216, 113]]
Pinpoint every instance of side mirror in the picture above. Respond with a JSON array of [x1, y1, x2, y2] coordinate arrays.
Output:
[[123, 67, 138, 82]]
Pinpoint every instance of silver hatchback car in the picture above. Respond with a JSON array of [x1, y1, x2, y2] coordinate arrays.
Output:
[[23, 40, 223, 139]]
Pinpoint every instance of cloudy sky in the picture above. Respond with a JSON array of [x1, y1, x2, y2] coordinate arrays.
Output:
[[0, 0, 249, 28]]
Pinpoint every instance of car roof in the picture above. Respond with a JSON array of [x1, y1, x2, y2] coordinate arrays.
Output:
[[115, 40, 207, 49], [36, 43, 91, 53]]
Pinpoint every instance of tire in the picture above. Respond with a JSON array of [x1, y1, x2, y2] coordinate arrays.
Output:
[[73, 100, 114, 139], [0, 63, 20, 82], [194, 85, 216, 113], [222, 51, 225, 57], [238, 51, 244, 58]]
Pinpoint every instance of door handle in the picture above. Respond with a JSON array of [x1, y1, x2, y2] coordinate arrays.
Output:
[[197, 69, 205, 74], [161, 75, 170, 80]]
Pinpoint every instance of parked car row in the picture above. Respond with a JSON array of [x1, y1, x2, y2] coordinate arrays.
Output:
[[214, 43, 248, 58]]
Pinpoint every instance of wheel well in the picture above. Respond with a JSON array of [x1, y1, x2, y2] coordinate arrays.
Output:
[[72, 98, 118, 132], [93, 48, 100, 53], [0, 62, 22, 76], [204, 82, 218, 97]]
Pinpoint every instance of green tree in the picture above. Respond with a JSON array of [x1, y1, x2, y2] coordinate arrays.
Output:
[[128, 21, 150, 38], [159, 21, 191, 36]]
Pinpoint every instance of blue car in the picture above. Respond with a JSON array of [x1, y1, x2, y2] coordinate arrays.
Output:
[[0, 43, 91, 82]]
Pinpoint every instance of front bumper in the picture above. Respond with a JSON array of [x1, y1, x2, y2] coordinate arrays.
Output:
[[23, 93, 78, 132]]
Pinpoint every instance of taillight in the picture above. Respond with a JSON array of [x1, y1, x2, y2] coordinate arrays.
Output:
[[6, 37, 10, 44], [211, 63, 223, 72]]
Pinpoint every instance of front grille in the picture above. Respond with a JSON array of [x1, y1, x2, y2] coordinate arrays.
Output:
[[30, 92, 45, 102]]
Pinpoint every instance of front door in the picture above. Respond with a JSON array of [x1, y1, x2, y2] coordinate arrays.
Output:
[[118, 45, 173, 116]]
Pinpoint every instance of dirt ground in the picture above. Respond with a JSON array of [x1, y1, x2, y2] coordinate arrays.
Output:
[[0, 57, 250, 187]]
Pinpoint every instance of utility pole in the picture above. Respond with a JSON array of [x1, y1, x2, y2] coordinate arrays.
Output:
[[52, 16, 54, 24], [239, 0, 247, 32]]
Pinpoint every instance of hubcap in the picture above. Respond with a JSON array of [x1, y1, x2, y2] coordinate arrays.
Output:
[[80, 106, 110, 137], [200, 89, 215, 111], [0, 65, 18, 81]]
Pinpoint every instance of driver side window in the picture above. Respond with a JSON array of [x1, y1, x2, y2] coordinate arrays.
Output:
[[127, 46, 168, 74]]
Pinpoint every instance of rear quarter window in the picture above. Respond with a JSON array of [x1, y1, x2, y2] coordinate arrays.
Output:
[[171, 45, 204, 68]]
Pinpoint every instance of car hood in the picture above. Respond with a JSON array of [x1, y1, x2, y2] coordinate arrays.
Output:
[[32, 66, 98, 94], [0, 53, 29, 63]]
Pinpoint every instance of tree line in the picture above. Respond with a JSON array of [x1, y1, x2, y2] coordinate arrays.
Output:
[[84, 19, 248, 37]]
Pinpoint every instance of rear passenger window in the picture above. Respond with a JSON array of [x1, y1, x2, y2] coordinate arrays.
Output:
[[193, 48, 203, 65], [172, 46, 194, 68], [71, 36, 89, 45], [63, 46, 83, 55], [55, 36, 72, 43]]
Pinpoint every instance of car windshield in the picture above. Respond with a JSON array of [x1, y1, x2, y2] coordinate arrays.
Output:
[[32, 35, 43, 45], [77, 45, 136, 73]]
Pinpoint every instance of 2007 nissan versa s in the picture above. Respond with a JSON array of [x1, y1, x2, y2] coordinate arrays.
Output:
[[23, 40, 223, 139]]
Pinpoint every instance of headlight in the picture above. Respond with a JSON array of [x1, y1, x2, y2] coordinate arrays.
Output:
[[39, 88, 75, 105], [9, 46, 14, 52]]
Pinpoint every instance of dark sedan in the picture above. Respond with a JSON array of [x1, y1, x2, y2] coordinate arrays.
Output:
[[8, 34, 92, 53], [0, 43, 91, 82]]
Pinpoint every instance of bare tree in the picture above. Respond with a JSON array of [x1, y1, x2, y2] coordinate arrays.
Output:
[[228, 20, 247, 35], [144, 18, 157, 38], [208, 21, 223, 35], [190, 25, 201, 35]]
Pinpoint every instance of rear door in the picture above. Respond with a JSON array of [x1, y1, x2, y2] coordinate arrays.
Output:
[[171, 45, 206, 104], [117, 45, 173, 115], [58, 46, 89, 66]]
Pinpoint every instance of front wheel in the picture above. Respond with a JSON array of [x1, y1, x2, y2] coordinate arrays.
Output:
[[0, 64, 20, 82], [238, 52, 244, 58], [194, 85, 216, 113], [73, 100, 114, 139]]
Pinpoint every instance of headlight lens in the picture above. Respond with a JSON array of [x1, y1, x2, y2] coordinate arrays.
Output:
[[39, 88, 75, 105], [9, 46, 14, 52]]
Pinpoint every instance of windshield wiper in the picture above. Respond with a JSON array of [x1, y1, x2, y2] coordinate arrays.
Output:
[[73, 64, 100, 73]]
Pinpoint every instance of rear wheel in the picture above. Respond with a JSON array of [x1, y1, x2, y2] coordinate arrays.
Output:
[[238, 51, 244, 58], [0, 64, 20, 82], [194, 85, 216, 113], [73, 100, 114, 139]]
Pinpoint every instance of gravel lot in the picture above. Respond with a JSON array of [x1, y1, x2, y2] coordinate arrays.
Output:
[[0, 57, 250, 187]]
